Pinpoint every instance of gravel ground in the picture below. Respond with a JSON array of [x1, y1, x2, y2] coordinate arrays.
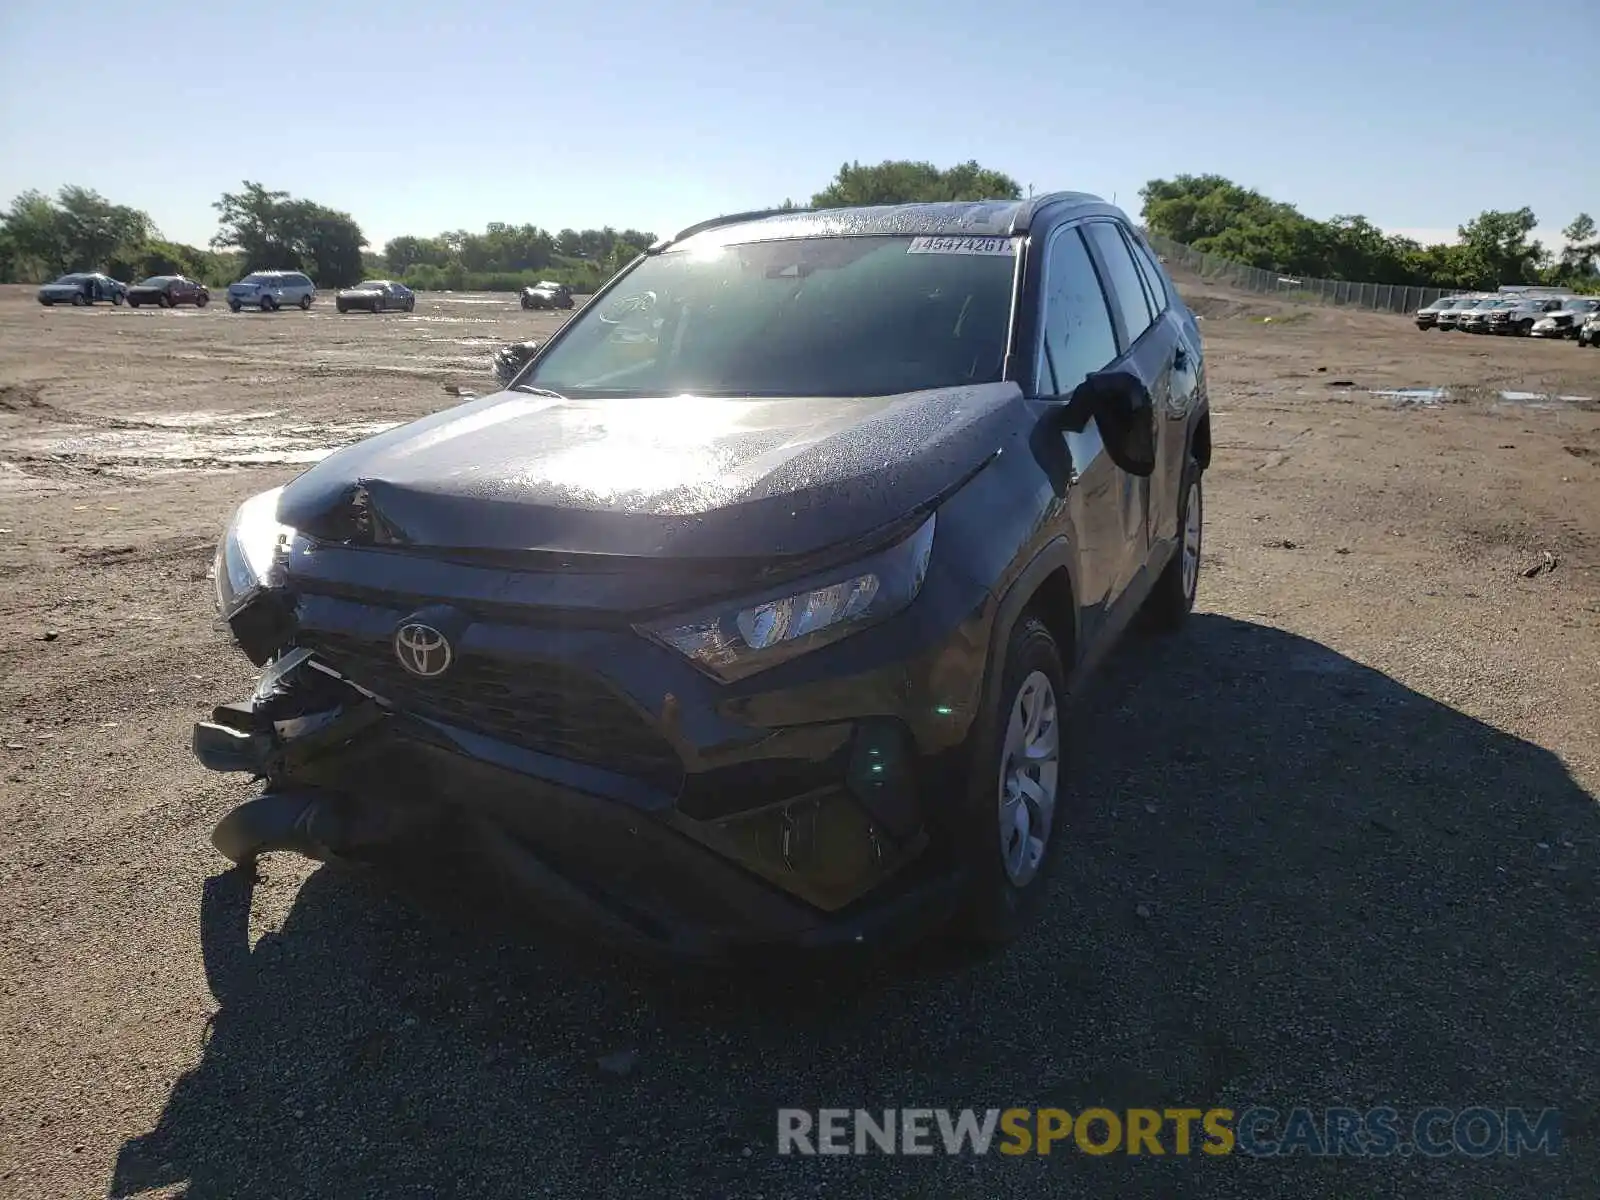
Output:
[[0, 282, 1597, 1199]]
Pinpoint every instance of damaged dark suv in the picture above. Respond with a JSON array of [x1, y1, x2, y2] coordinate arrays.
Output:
[[196, 195, 1211, 959]]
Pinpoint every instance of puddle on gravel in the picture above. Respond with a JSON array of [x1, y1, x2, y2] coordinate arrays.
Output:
[[7, 419, 401, 467], [1369, 387, 1448, 407], [1358, 387, 1595, 410]]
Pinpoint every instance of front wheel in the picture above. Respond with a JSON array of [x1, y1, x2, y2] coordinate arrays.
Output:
[[1144, 462, 1203, 631], [157, 293, 172, 308], [337, 302, 349, 314], [39, 298, 53, 306], [196, 294, 209, 308], [228, 301, 242, 313], [71, 293, 87, 307], [261, 296, 278, 312], [112, 292, 124, 306], [127, 298, 140, 308], [950, 615, 1069, 945], [373, 296, 385, 314], [405, 297, 415, 312]]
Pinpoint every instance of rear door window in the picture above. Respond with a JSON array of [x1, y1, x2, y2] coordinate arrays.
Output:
[[1083, 222, 1155, 349]]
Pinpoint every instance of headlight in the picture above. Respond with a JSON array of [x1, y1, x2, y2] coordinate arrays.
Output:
[[641, 514, 937, 682], [212, 486, 297, 617]]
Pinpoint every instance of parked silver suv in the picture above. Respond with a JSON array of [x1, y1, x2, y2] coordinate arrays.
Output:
[[227, 270, 316, 313]]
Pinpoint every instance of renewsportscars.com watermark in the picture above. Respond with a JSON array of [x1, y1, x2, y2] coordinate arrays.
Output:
[[777, 1107, 1562, 1158]]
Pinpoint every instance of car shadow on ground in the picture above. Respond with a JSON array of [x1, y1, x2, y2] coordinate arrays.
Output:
[[110, 615, 1597, 1199]]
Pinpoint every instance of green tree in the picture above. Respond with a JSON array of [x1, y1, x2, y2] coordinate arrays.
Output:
[[1553, 213, 1598, 283], [2, 189, 70, 278], [55, 186, 153, 272], [211, 182, 367, 284], [1456, 208, 1542, 286], [212, 181, 299, 269], [810, 159, 1022, 208]]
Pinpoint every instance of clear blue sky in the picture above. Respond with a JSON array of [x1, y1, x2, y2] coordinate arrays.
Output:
[[1, 0, 1592, 254]]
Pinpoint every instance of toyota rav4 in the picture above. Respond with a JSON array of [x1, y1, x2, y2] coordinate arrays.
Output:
[[194, 195, 1211, 959]]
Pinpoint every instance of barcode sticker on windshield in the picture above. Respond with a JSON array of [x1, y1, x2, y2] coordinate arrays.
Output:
[[906, 236, 1015, 256]]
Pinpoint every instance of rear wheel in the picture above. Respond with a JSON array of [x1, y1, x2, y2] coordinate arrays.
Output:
[[405, 296, 415, 312], [337, 301, 349, 314], [157, 293, 172, 308], [950, 615, 1069, 945], [71, 293, 86, 307], [40, 298, 53, 306], [261, 295, 279, 312], [373, 296, 386, 314], [1144, 460, 1203, 631], [127, 298, 140, 308], [196, 294, 209, 308], [112, 292, 124, 306], [298, 294, 312, 311]]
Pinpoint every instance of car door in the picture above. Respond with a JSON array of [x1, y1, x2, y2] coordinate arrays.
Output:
[[1079, 221, 1162, 598], [1122, 226, 1200, 549], [1033, 222, 1128, 653]]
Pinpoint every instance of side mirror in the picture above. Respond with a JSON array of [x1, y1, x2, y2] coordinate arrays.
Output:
[[1067, 369, 1157, 477]]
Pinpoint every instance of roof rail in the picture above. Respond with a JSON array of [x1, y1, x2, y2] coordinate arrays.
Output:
[[1008, 191, 1108, 234], [653, 207, 809, 251]]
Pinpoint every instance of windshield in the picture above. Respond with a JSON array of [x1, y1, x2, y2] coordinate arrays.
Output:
[[140, 276, 173, 286], [240, 274, 272, 285], [52, 274, 87, 284], [357, 280, 389, 288], [521, 235, 1018, 398], [1426, 297, 1455, 309]]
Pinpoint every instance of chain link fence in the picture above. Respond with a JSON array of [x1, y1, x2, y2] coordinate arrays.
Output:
[[1141, 230, 1455, 316]]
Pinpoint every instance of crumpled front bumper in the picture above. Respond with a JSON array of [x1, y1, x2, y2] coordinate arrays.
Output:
[[193, 652, 961, 960]]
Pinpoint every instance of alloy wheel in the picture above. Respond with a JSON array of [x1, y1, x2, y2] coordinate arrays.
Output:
[[996, 670, 1060, 888], [1181, 479, 1203, 601]]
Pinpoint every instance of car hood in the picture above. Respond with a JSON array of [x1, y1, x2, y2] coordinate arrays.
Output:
[[276, 383, 1025, 560]]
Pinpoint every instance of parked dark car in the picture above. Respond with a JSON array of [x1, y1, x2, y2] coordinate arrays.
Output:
[[520, 280, 574, 310], [36, 273, 125, 306], [126, 275, 210, 308], [195, 196, 1211, 959], [337, 279, 415, 314]]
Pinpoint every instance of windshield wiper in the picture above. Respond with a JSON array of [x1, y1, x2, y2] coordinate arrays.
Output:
[[512, 384, 567, 399]]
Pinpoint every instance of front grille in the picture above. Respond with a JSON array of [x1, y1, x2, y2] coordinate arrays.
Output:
[[297, 631, 683, 791]]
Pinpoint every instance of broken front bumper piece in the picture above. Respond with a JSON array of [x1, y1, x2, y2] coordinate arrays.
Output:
[[192, 651, 958, 959]]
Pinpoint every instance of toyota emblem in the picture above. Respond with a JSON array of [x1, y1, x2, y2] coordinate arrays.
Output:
[[394, 622, 452, 678]]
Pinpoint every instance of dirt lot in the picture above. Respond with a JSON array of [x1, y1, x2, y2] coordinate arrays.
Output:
[[1, 281, 1598, 1199]]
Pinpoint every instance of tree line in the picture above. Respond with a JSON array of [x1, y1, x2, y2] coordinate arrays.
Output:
[[1140, 174, 1597, 292], [3, 163, 1591, 294]]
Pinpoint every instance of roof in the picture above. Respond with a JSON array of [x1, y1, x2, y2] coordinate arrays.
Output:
[[657, 192, 1114, 251]]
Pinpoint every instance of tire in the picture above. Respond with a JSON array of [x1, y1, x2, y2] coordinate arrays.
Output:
[[128, 298, 140, 308], [112, 292, 124, 307], [157, 293, 172, 308], [196, 294, 209, 308], [949, 614, 1070, 945], [373, 296, 386, 314], [405, 297, 415, 312], [521, 295, 534, 310], [72, 293, 87, 307], [1144, 458, 1203, 631], [40, 299, 52, 306], [261, 296, 278, 312], [299, 294, 312, 311], [229, 301, 242, 313], [337, 302, 349, 314]]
